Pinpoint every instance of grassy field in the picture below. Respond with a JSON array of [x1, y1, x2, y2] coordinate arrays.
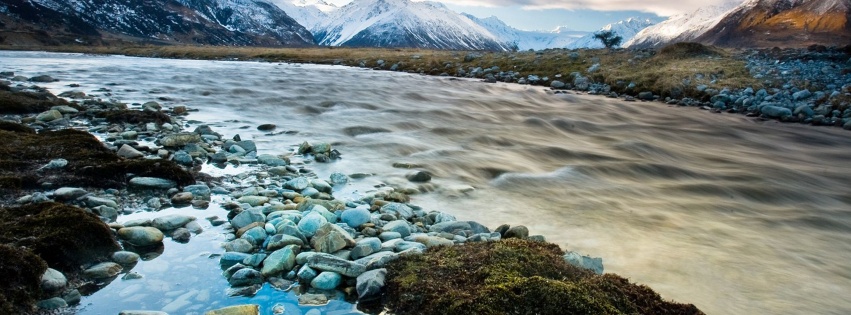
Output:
[[2, 44, 759, 101]]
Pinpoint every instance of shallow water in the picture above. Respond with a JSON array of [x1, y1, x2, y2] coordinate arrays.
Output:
[[2, 51, 851, 315]]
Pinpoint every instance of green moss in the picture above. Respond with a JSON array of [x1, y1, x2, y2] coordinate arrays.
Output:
[[0, 89, 69, 114], [0, 244, 46, 314], [97, 109, 172, 124], [0, 127, 193, 190], [383, 239, 703, 315], [0, 202, 120, 271]]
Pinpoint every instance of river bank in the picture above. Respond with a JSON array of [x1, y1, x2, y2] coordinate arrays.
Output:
[[2, 43, 850, 131], [0, 52, 703, 314]]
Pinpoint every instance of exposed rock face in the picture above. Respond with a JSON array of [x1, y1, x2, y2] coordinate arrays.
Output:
[[697, 0, 851, 47], [0, 0, 313, 46]]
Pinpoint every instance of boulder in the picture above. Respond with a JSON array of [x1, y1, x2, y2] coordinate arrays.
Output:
[[382, 220, 413, 238], [310, 222, 356, 254], [117, 226, 164, 246], [111, 251, 140, 265], [151, 214, 194, 231], [504, 225, 529, 239], [761, 105, 792, 118], [310, 271, 342, 290], [230, 210, 265, 230], [36, 110, 62, 122], [129, 177, 176, 189], [41, 268, 67, 292], [260, 245, 299, 276], [228, 268, 264, 287], [297, 211, 328, 238], [307, 254, 366, 277], [52, 187, 87, 201], [350, 237, 382, 259], [563, 251, 604, 274], [160, 132, 202, 147], [379, 203, 414, 220], [117, 144, 145, 159], [341, 208, 371, 228], [266, 234, 304, 251], [356, 268, 387, 301]]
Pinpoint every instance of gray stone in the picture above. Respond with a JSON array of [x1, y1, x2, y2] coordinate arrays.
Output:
[[563, 251, 604, 274], [257, 154, 288, 166], [29, 75, 57, 82], [429, 221, 471, 234], [310, 271, 342, 290], [160, 133, 201, 147], [266, 234, 304, 251], [151, 214, 194, 231], [638, 91, 654, 100], [380, 203, 414, 219], [184, 184, 211, 199], [307, 254, 366, 277], [261, 245, 299, 276], [329, 172, 348, 185], [285, 177, 310, 191], [117, 227, 164, 246], [761, 105, 792, 118], [407, 234, 453, 248], [220, 252, 251, 270], [378, 231, 402, 241], [36, 110, 63, 122], [172, 227, 191, 243], [356, 268, 387, 301], [117, 144, 144, 159], [171, 192, 193, 205], [297, 265, 319, 283], [231, 210, 265, 230], [298, 293, 328, 306], [341, 208, 371, 228], [405, 171, 431, 182], [52, 187, 86, 201], [129, 177, 177, 190], [395, 241, 427, 252], [311, 222, 356, 254], [297, 211, 328, 238], [63, 289, 81, 305], [504, 225, 529, 239], [240, 226, 268, 246], [242, 253, 267, 267], [119, 311, 169, 315], [301, 187, 320, 198], [312, 142, 331, 154], [382, 220, 413, 238], [112, 251, 141, 265], [792, 89, 812, 101], [360, 251, 400, 270], [37, 297, 67, 309], [142, 101, 162, 112], [86, 196, 118, 208], [229, 268, 264, 287], [237, 196, 269, 207], [83, 262, 122, 279], [38, 158, 68, 171], [550, 80, 566, 89], [92, 205, 118, 221], [41, 268, 67, 292], [350, 237, 382, 259], [236, 140, 257, 152], [173, 150, 193, 165]]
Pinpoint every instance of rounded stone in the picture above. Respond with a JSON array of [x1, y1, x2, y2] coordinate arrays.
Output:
[[41, 268, 67, 292], [117, 226, 164, 246], [310, 271, 342, 290], [112, 251, 141, 265], [341, 208, 371, 228], [83, 262, 123, 279], [297, 211, 328, 238]]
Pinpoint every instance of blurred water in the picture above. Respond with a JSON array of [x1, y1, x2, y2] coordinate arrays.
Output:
[[3, 51, 851, 315]]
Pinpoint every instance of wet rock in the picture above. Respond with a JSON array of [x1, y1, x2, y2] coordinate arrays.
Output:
[[141, 101, 161, 112], [405, 171, 432, 183], [550, 80, 566, 89], [231, 210, 265, 230], [257, 124, 276, 131], [220, 252, 251, 270], [229, 269, 264, 287], [83, 262, 122, 279], [117, 226, 164, 246], [284, 177, 310, 191], [172, 228, 191, 243], [266, 234, 304, 251], [297, 265, 319, 283], [407, 234, 454, 248], [341, 208, 371, 228], [260, 245, 299, 277], [257, 154, 288, 166], [563, 251, 604, 274], [119, 311, 169, 315], [171, 192, 194, 205], [36, 297, 67, 309], [224, 239, 254, 253], [86, 196, 118, 208], [160, 133, 201, 147], [237, 196, 269, 207], [41, 268, 67, 292], [504, 225, 529, 239], [380, 203, 414, 220], [310, 222, 356, 254], [307, 253, 366, 277], [329, 172, 348, 185], [382, 220, 414, 238], [204, 304, 260, 315], [356, 268, 387, 301], [129, 177, 177, 189], [151, 214, 194, 231], [52, 187, 87, 201], [761, 105, 792, 118], [184, 184, 211, 200], [63, 289, 81, 305], [29, 75, 57, 82], [297, 211, 328, 238], [638, 91, 655, 101], [379, 231, 402, 241], [310, 271, 342, 290], [111, 251, 140, 265], [117, 144, 145, 159], [350, 237, 382, 260], [34, 110, 62, 122], [298, 293, 328, 306]]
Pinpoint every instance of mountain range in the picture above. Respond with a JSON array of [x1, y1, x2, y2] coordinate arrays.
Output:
[[1, 0, 846, 49]]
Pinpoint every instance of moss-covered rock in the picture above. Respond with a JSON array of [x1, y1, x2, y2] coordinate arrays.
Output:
[[383, 239, 702, 315], [0, 202, 120, 271], [0, 88, 71, 114], [0, 244, 46, 314], [0, 126, 193, 190]]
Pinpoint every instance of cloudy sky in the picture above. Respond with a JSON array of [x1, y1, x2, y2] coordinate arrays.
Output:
[[322, 0, 732, 31]]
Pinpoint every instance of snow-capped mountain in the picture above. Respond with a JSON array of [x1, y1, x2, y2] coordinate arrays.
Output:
[[312, 0, 514, 51], [0, 0, 313, 46], [566, 18, 655, 49], [625, 0, 740, 48], [696, 0, 851, 47], [463, 14, 587, 50], [268, 0, 338, 30]]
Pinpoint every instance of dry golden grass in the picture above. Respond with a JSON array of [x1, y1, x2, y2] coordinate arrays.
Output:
[[2, 43, 760, 99]]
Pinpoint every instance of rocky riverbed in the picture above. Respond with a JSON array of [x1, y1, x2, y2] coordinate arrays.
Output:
[[0, 62, 700, 314]]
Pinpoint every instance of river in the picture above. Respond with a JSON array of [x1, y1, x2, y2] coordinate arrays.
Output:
[[2, 51, 850, 315]]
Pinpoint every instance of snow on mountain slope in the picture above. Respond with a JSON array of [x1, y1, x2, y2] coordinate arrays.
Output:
[[625, 0, 742, 48], [313, 0, 513, 51], [463, 14, 587, 50], [268, 0, 337, 30], [566, 18, 655, 49]]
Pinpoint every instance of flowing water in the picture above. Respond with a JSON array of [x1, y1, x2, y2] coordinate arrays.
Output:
[[2, 51, 850, 315]]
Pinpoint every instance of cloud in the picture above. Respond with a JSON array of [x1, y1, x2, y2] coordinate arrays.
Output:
[[440, 0, 733, 16]]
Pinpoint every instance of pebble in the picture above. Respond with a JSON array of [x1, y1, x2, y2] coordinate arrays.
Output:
[[112, 251, 141, 265], [83, 262, 123, 279]]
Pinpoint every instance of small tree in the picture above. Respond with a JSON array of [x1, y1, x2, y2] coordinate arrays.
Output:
[[593, 30, 622, 49]]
